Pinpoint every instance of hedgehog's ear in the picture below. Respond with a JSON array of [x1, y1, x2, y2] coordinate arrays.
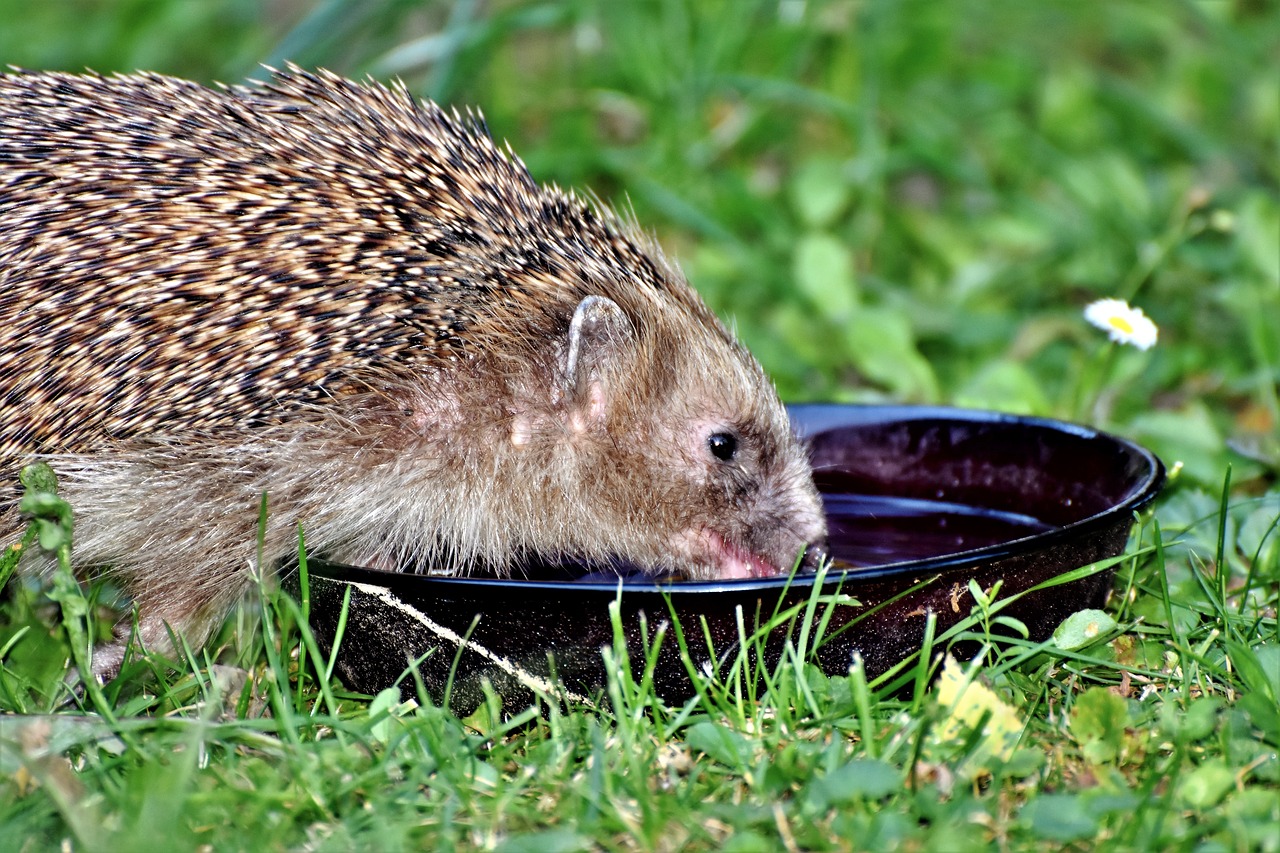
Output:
[[562, 295, 634, 426]]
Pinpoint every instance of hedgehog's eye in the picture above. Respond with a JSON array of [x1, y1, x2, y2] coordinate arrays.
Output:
[[707, 431, 738, 462]]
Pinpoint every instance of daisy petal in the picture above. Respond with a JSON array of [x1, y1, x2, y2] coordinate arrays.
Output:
[[1084, 298, 1158, 350]]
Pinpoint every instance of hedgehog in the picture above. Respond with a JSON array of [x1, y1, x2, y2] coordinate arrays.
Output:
[[0, 67, 828, 677]]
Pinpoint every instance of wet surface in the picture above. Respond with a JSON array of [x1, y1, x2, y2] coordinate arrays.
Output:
[[820, 489, 1055, 566], [506, 488, 1058, 583]]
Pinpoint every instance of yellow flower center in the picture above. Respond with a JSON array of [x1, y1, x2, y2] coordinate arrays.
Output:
[[1108, 316, 1134, 334]]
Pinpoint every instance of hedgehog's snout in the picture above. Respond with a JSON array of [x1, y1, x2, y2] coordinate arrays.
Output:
[[799, 539, 829, 572]]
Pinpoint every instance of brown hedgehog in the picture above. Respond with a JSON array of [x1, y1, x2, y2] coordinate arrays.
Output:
[[0, 68, 827, 676]]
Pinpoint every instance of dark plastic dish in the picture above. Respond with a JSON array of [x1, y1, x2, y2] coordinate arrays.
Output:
[[297, 405, 1163, 713]]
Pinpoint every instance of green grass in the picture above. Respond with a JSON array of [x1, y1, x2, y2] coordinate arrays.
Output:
[[2, 1, 1277, 849]]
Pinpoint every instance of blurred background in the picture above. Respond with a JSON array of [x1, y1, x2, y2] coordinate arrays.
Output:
[[1, 0, 1276, 489]]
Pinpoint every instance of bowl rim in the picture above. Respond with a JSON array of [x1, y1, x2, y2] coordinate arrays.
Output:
[[307, 404, 1165, 597]]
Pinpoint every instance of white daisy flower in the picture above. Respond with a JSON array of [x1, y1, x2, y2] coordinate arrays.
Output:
[[1083, 298, 1158, 350]]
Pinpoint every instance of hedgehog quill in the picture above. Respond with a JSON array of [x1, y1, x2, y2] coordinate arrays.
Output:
[[0, 68, 827, 676]]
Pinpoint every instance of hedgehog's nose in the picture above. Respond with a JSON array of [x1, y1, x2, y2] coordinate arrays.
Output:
[[799, 539, 829, 572]]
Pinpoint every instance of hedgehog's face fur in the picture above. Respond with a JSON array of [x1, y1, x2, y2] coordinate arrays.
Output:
[[485, 293, 828, 581], [316, 289, 828, 581]]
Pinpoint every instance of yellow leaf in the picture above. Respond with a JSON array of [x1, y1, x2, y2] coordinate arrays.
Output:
[[933, 655, 1024, 772]]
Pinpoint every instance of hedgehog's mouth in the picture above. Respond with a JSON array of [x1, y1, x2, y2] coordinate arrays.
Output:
[[683, 529, 780, 580]]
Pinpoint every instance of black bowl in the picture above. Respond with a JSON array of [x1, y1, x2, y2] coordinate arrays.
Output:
[[296, 405, 1163, 713]]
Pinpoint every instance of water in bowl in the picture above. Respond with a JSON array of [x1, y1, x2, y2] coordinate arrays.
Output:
[[821, 491, 1054, 567], [505, 485, 1055, 583]]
